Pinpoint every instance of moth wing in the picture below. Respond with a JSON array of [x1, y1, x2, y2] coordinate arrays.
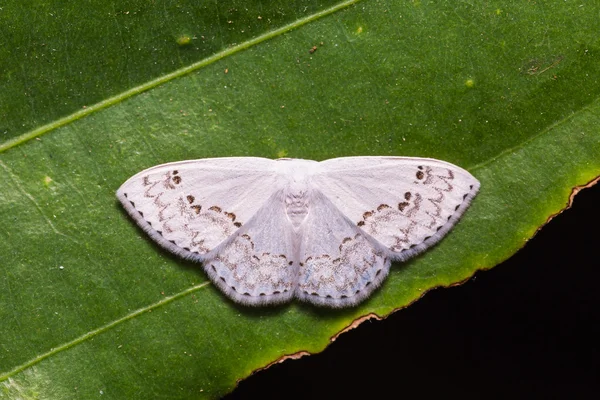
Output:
[[204, 190, 297, 305], [116, 157, 280, 260], [297, 191, 390, 307], [313, 156, 480, 261]]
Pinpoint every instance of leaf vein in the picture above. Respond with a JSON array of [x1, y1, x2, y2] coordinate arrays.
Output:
[[0, 282, 211, 381], [470, 103, 593, 172], [0, 0, 361, 154]]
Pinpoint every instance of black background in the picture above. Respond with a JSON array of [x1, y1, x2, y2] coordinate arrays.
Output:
[[225, 183, 599, 399]]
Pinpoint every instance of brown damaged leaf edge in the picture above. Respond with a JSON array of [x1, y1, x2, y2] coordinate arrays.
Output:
[[566, 177, 599, 218], [531, 175, 599, 238], [257, 351, 312, 374], [236, 314, 381, 386], [332, 313, 381, 341], [233, 175, 600, 393]]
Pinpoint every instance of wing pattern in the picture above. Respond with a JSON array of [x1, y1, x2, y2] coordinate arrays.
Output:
[[117, 156, 479, 307], [203, 192, 297, 305], [314, 157, 480, 263], [117, 158, 279, 261]]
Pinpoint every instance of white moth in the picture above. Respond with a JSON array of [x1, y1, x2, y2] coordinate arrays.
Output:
[[117, 157, 479, 307]]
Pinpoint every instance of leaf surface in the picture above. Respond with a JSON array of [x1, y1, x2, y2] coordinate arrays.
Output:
[[1, 1, 599, 398]]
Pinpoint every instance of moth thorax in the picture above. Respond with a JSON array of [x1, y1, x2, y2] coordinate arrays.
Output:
[[285, 187, 310, 228]]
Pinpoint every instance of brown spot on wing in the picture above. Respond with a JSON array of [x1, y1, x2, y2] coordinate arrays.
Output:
[[339, 237, 353, 251], [225, 212, 236, 221], [377, 204, 391, 211], [398, 201, 409, 211]]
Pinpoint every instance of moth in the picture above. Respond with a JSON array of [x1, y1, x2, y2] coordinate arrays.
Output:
[[117, 156, 479, 307]]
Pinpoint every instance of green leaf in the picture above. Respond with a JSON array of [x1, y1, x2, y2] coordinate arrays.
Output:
[[1, 1, 599, 398]]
